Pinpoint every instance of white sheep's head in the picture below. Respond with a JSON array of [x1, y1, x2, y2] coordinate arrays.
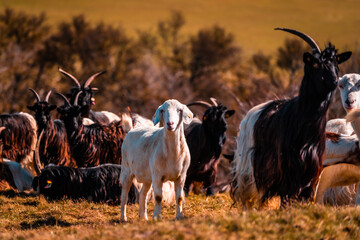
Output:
[[153, 99, 193, 131], [339, 74, 360, 112]]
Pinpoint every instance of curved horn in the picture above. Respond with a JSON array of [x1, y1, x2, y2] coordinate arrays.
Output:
[[55, 92, 71, 107], [274, 28, 321, 54], [210, 97, 218, 106], [59, 67, 81, 87], [33, 130, 44, 176], [83, 70, 106, 88], [73, 91, 83, 107], [44, 88, 54, 102], [187, 101, 212, 108], [29, 88, 41, 102]]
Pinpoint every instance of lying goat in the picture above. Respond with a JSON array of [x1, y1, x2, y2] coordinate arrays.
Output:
[[33, 164, 137, 204], [120, 99, 193, 221]]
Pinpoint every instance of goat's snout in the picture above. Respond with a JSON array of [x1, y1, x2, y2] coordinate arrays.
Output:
[[345, 98, 356, 109], [167, 121, 174, 130]]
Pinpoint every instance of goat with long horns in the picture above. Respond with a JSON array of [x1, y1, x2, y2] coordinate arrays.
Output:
[[231, 28, 352, 208]]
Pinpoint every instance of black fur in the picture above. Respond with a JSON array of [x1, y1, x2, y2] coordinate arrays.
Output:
[[252, 44, 351, 203], [33, 164, 136, 204], [185, 104, 234, 196]]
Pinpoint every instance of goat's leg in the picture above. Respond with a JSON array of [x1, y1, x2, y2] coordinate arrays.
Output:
[[152, 178, 163, 220], [315, 164, 360, 205], [139, 182, 151, 220], [120, 169, 133, 222], [202, 168, 217, 196], [184, 177, 192, 197], [174, 177, 186, 220]]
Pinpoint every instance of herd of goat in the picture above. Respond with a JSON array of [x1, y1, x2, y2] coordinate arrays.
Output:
[[1, 27, 360, 220]]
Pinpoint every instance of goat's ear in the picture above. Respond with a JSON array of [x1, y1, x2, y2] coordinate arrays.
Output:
[[27, 105, 36, 111], [303, 52, 316, 65], [336, 51, 352, 65], [49, 105, 57, 111], [152, 105, 163, 125], [225, 110, 235, 118], [182, 105, 193, 124]]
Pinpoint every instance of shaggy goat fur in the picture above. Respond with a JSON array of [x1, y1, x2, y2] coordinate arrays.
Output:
[[27, 89, 76, 170], [57, 92, 125, 167], [231, 28, 351, 208], [185, 99, 234, 196], [33, 164, 137, 204]]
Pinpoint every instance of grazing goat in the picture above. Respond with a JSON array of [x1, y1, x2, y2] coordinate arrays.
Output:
[[315, 109, 360, 205], [59, 68, 121, 125], [0, 109, 37, 173], [185, 98, 234, 196], [0, 127, 34, 192], [32, 164, 137, 204], [231, 28, 352, 208], [27, 89, 76, 173], [56, 92, 125, 167], [326, 74, 360, 135], [120, 99, 193, 221]]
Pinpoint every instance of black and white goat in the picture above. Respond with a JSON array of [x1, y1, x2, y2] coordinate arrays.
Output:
[[32, 164, 137, 204], [231, 28, 352, 208], [59, 68, 120, 125], [27, 89, 76, 174], [184, 98, 234, 196], [56, 92, 125, 167]]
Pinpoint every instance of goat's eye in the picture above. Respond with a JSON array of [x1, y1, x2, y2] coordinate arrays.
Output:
[[339, 84, 344, 89], [160, 109, 164, 113]]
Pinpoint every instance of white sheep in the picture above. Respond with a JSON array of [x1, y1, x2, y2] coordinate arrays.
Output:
[[326, 73, 360, 135], [323, 73, 360, 205], [120, 99, 193, 221]]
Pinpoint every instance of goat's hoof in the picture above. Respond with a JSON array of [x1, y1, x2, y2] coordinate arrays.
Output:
[[176, 213, 185, 220], [120, 217, 127, 222], [153, 215, 162, 221], [139, 215, 148, 221], [206, 188, 215, 196]]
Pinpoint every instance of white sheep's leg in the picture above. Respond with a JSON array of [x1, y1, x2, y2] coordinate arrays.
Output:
[[120, 169, 134, 222], [174, 177, 185, 220], [315, 164, 360, 205], [139, 182, 151, 220], [152, 178, 163, 220]]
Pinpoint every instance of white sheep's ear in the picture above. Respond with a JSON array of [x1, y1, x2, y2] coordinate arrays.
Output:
[[182, 105, 193, 124], [152, 105, 163, 125]]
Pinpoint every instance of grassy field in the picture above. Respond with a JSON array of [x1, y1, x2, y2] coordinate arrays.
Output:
[[1, 191, 360, 239], [2, 0, 360, 55]]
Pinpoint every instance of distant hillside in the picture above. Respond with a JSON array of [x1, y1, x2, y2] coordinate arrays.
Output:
[[2, 0, 360, 54]]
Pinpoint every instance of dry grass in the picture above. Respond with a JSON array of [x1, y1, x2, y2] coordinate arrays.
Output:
[[1, 191, 360, 239], [2, 0, 360, 54]]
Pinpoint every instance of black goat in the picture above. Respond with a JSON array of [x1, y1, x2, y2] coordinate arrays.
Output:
[[27, 89, 76, 174], [59, 68, 120, 125], [56, 91, 124, 167], [231, 28, 352, 208], [32, 164, 137, 204], [185, 98, 234, 196]]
